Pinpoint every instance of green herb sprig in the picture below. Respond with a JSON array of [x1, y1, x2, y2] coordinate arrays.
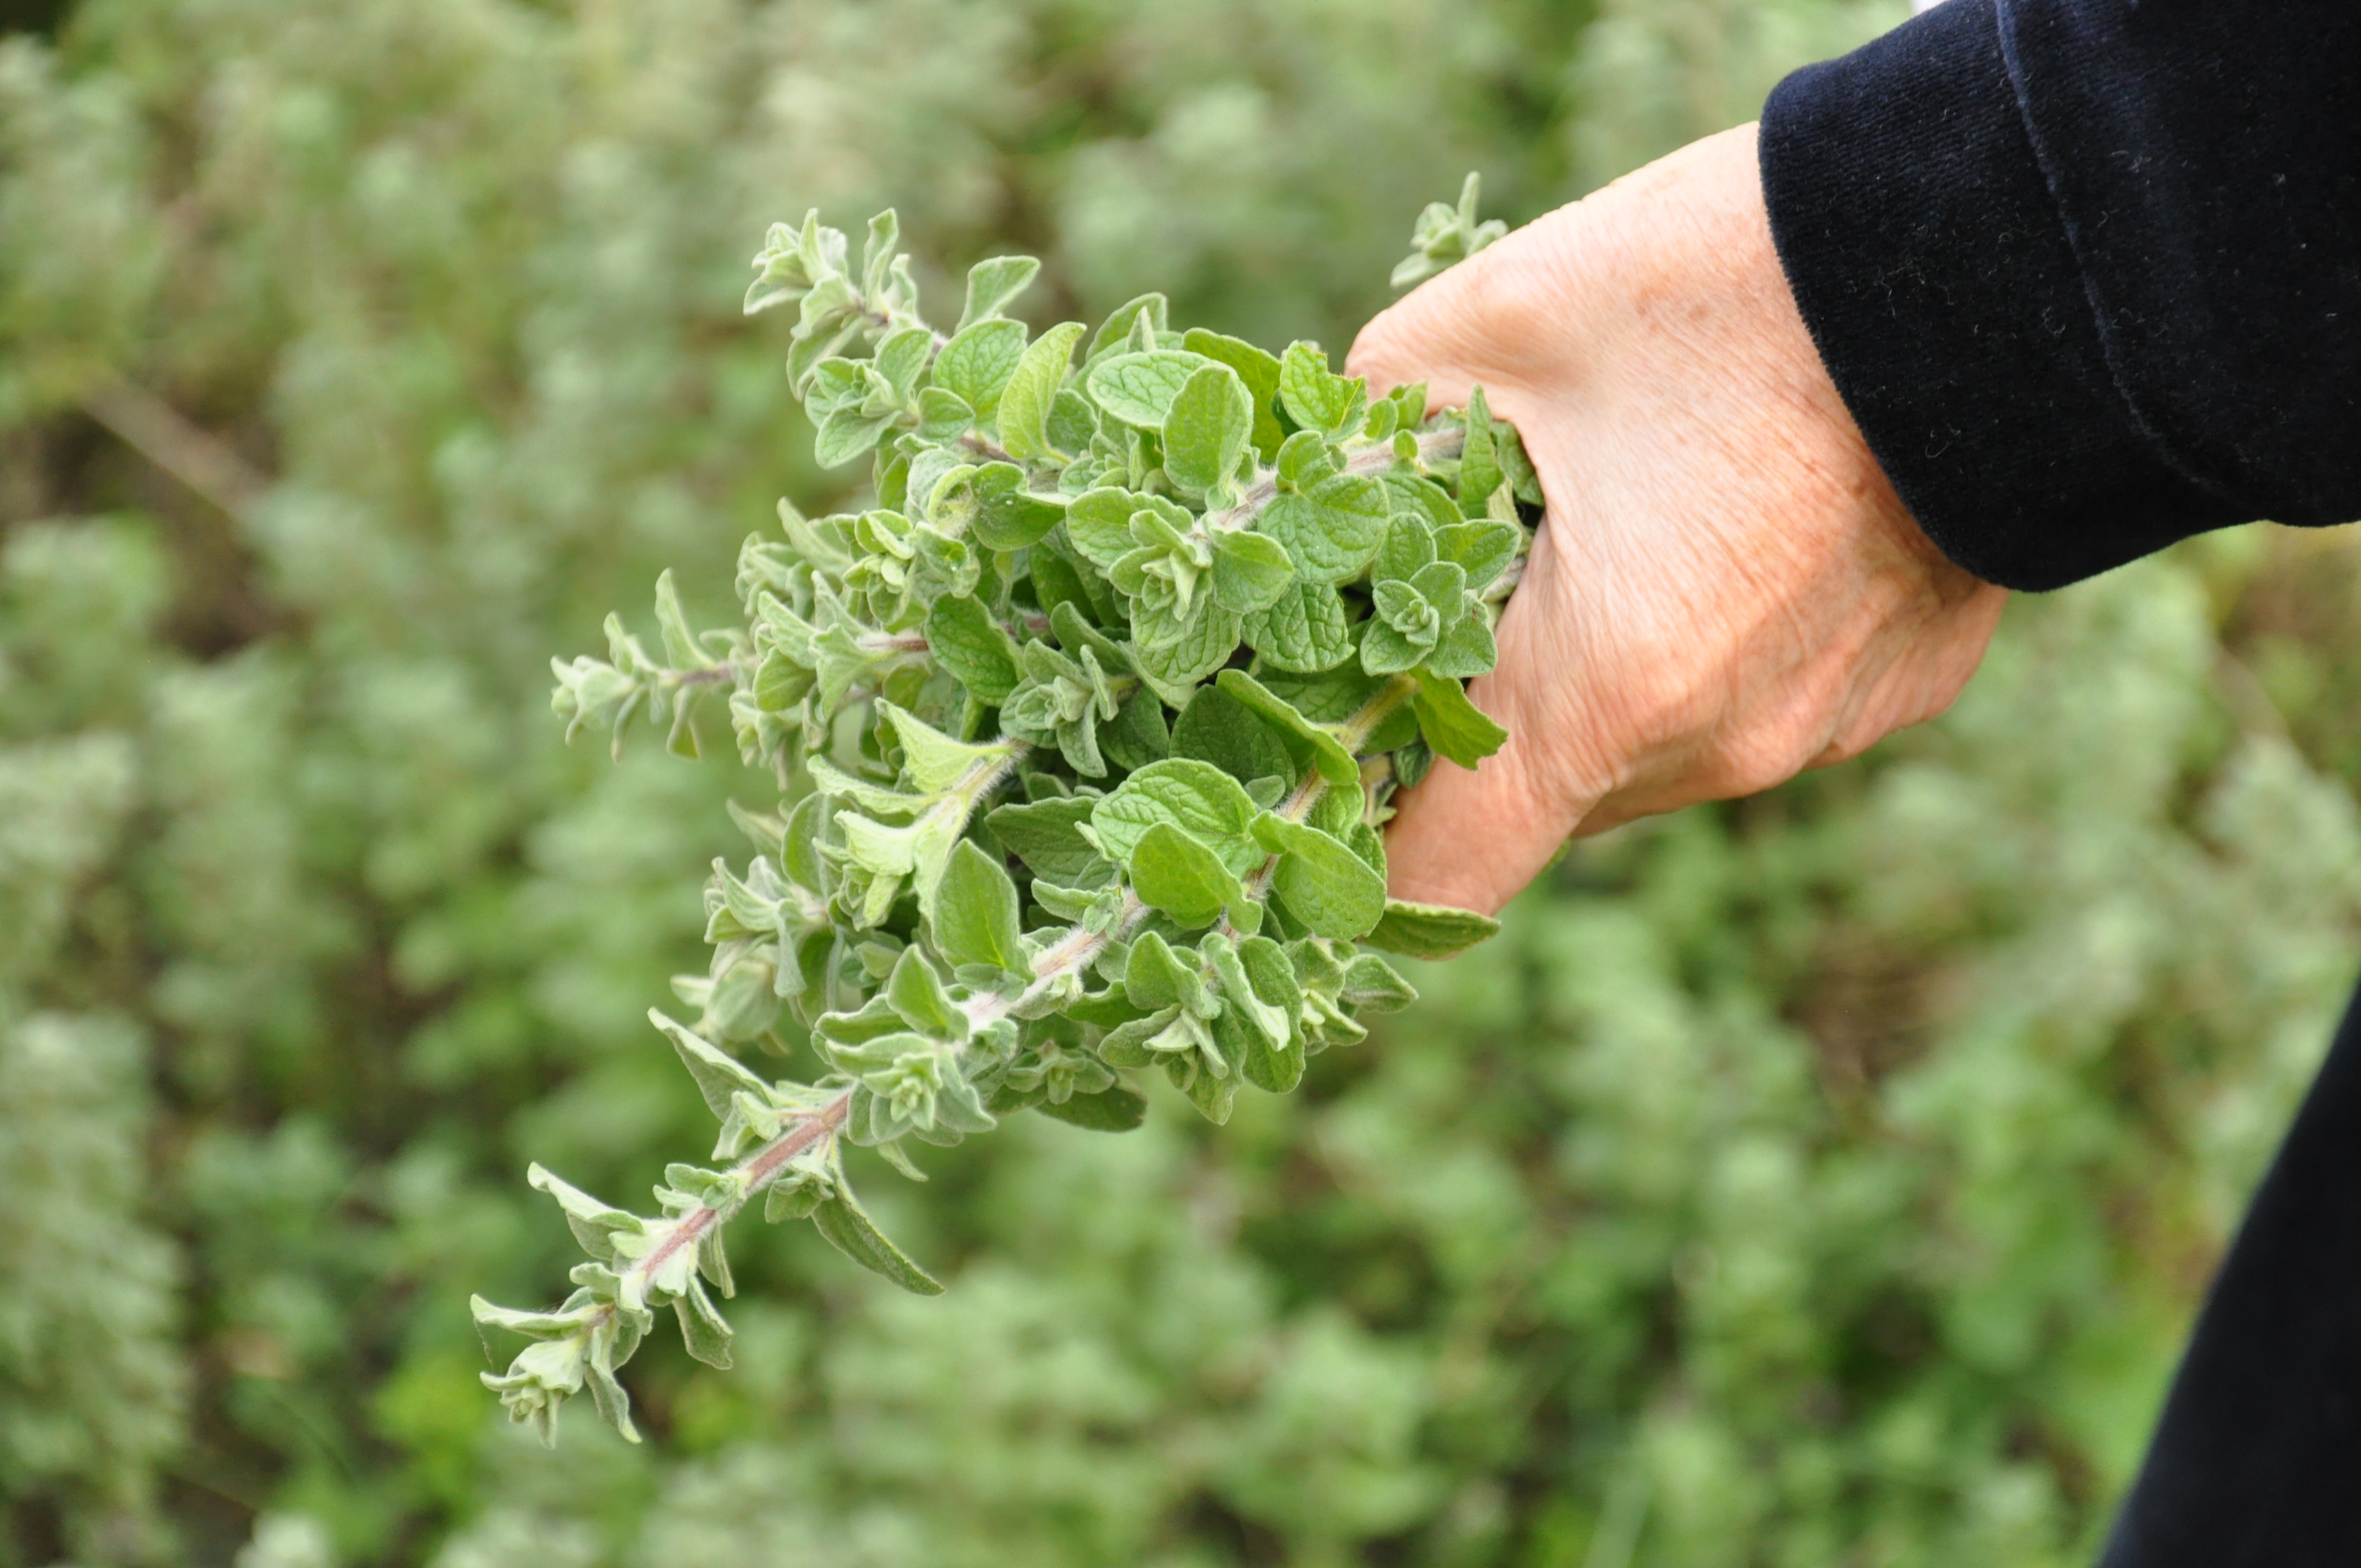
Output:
[[478, 179, 1531, 1444]]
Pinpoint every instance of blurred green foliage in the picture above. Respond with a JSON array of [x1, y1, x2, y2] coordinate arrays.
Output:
[[4, 0, 2357, 1564]]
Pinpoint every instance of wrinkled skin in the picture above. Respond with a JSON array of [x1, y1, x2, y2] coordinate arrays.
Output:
[[1351, 123, 2009, 914]]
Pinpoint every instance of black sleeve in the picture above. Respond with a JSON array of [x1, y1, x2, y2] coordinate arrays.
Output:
[[1758, 0, 2361, 591]]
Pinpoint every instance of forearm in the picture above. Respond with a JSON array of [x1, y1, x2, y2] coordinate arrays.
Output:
[[1762, 0, 2361, 590]]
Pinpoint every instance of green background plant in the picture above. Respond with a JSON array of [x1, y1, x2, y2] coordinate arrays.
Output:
[[4, 0, 2357, 1564]]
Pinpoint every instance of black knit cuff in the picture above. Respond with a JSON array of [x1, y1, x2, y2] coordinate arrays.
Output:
[[1758, 0, 2244, 591]]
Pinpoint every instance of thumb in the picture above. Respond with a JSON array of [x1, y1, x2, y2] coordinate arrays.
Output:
[[1347, 235, 1550, 410]]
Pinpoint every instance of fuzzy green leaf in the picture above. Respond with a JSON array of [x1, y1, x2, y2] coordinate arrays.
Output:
[[1127, 602, 1242, 692], [1122, 929, 1191, 1010], [1048, 388, 1099, 455], [1182, 328, 1286, 459], [884, 945, 965, 1039], [673, 1279, 735, 1369], [1091, 758, 1266, 875], [1064, 487, 1142, 571], [1277, 341, 1368, 438], [1408, 668, 1507, 768], [1250, 816, 1388, 939], [1211, 529, 1294, 614], [1341, 952, 1421, 1012], [1424, 610, 1498, 680], [1363, 899, 1501, 959], [1435, 519, 1521, 591], [879, 701, 1012, 794], [958, 255, 1040, 333], [1385, 472, 1463, 534], [1215, 670, 1358, 785], [526, 1165, 644, 1265], [1243, 581, 1355, 673], [986, 796, 1111, 886], [649, 1011, 772, 1122], [998, 321, 1085, 461], [1101, 687, 1172, 774], [935, 317, 1028, 420], [1128, 822, 1244, 929], [924, 595, 1023, 704], [1036, 1084, 1149, 1132], [813, 407, 899, 468], [944, 462, 1067, 551], [1160, 363, 1252, 496], [1088, 292, 1167, 359], [1086, 349, 1211, 429], [933, 840, 1029, 976], [1219, 934, 1302, 1093], [812, 1187, 946, 1295], [1172, 683, 1298, 791], [1258, 476, 1388, 584]]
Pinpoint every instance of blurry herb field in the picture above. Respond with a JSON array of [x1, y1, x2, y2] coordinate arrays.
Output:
[[5, 1, 2360, 1565]]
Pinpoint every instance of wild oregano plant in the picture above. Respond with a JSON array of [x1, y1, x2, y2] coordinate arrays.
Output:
[[474, 178, 1536, 1443]]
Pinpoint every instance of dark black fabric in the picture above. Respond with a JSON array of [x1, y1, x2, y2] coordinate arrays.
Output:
[[2095, 978, 2361, 1567], [1759, 0, 2361, 591]]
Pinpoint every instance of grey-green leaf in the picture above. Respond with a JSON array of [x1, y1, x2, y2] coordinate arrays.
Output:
[[1037, 1084, 1149, 1132], [1048, 387, 1100, 456], [1215, 669, 1359, 785], [1456, 384, 1504, 512], [1128, 600, 1241, 691], [885, 945, 965, 1039], [933, 841, 1029, 977], [1424, 611, 1498, 680], [1341, 951, 1421, 1012], [1086, 349, 1211, 429], [1160, 363, 1252, 496], [934, 318, 1028, 421], [1172, 683, 1298, 791], [1063, 487, 1142, 570], [1088, 292, 1168, 360], [1092, 758, 1266, 875], [1182, 328, 1285, 459], [1408, 667, 1508, 768], [1128, 821, 1244, 929], [1251, 815, 1388, 940], [812, 1188, 946, 1294], [1363, 898, 1502, 959], [1122, 929, 1189, 1009], [986, 796, 1111, 886], [813, 407, 899, 469], [1211, 529, 1294, 614], [924, 595, 1022, 704], [917, 386, 976, 440], [1258, 476, 1388, 584], [999, 321, 1086, 461], [958, 255, 1040, 334], [674, 1280, 734, 1369], [648, 1011, 771, 1122], [947, 461, 1067, 551], [1277, 341, 1368, 438], [1243, 581, 1355, 673], [1434, 519, 1522, 590]]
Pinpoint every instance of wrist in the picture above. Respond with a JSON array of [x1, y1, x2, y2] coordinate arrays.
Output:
[[1760, 0, 2241, 589]]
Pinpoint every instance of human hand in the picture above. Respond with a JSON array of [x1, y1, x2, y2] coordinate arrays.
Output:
[[1350, 123, 2009, 915]]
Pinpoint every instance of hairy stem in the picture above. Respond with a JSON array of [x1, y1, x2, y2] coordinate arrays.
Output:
[[1240, 678, 1414, 905], [968, 889, 1148, 1030], [1205, 425, 1466, 534], [633, 1092, 853, 1289], [960, 431, 1020, 465]]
